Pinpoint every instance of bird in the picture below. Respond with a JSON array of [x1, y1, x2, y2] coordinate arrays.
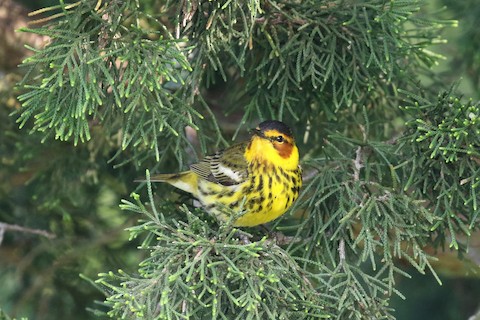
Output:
[[149, 120, 302, 227]]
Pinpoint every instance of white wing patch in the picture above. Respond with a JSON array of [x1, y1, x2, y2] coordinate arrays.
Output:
[[217, 163, 243, 183]]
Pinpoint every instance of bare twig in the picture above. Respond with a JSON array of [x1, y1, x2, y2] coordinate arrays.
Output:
[[0, 222, 56, 245], [262, 231, 311, 246], [302, 167, 320, 182], [182, 0, 197, 27], [338, 238, 345, 266], [353, 146, 364, 181], [359, 124, 367, 142]]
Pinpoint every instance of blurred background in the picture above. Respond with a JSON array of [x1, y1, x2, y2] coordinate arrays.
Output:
[[1, 0, 479, 319]]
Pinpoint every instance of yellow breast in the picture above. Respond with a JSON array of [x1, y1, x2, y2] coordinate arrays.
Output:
[[196, 164, 302, 227]]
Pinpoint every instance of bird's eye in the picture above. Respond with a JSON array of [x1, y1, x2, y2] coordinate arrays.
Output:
[[275, 136, 284, 143]]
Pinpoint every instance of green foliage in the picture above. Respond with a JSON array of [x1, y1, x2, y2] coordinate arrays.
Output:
[[0, 308, 27, 320], [405, 88, 480, 162], [181, 0, 453, 123], [97, 186, 330, 319], [279, 127, 439, 318], [16, 0, 456, 153], [401, 87, 480, 249], [289, 135, 438, 273], [439, 0, 480, 92], [16, 0, 205, 166], [1, 63, 139, 319], [4, 0, 480, 319]]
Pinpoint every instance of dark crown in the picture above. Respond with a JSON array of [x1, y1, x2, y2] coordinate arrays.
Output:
[[258, 120, 293, 137]]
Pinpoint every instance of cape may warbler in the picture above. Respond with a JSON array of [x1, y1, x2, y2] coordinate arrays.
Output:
[[151, 120, 302, 227]]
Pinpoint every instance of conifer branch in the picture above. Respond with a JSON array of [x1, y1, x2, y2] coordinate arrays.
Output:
[[10, 0, 478, 319]]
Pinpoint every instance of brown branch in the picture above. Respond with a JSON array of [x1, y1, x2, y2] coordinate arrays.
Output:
[[0, 222, 56, 245]]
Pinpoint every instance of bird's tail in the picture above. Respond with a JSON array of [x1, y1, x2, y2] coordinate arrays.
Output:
[[138, 171, 198, 195], [148, 172, 188, 182]]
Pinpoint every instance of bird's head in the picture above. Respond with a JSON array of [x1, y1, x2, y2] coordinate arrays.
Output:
[[245, 120, 299, 169]]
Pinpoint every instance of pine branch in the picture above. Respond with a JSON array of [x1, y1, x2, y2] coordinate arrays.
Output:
[[97, 191, 332, 319], [11, 1, 479, 319], [276, 128, 443, 318], [179, 0, 455, 125], [401, 85, 480, 248], [15, 0, 213, 167]]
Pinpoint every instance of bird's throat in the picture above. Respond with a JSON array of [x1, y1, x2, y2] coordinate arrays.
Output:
[[245, 136, 299, 170]]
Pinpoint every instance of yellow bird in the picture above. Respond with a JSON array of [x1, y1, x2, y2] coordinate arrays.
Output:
[[150, 120, 302, 227]]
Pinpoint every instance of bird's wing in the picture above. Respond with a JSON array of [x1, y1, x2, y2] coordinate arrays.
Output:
[[190, 142, 248, 186]]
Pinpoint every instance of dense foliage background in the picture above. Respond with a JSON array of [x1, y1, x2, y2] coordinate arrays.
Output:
[[1, 0, 479, 319]]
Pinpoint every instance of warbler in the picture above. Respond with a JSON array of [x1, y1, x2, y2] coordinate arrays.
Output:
[[150, 120, 302, 227]]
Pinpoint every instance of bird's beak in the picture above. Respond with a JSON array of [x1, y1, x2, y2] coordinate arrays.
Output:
[[249, 127, 265, 139]]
